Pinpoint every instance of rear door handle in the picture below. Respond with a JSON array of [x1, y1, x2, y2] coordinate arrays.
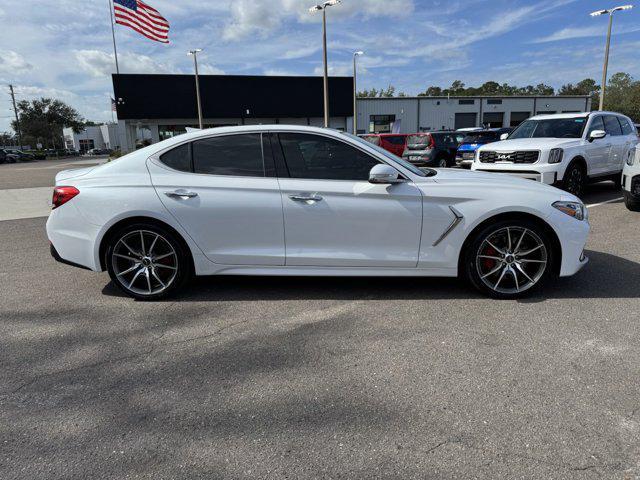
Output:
[[164, 189, 198, 199], [289, 194, 323, 203]]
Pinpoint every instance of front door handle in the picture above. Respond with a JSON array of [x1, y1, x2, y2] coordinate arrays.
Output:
[[289, 194, 323, 203], [164, 189, 198, 199]]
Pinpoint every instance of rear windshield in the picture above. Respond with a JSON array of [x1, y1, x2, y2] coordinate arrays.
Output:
[[461, 132, 498, 143], [361, 136, 380, 146], [407, 134, 431, 145], [509, 118, 587, 139]]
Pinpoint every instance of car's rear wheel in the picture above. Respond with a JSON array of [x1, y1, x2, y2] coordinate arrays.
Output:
[[106, 223, 192, 300], [465, 219, 556, 299], [437, 156, 448, 168], [562, 162, 585, 197]]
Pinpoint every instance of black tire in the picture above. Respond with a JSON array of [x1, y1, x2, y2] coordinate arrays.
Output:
[[464, 219, 557, 299], [613, 175, 623, 191], [436, 156, 448, 168], [624, 192, 640, 212], [105, 222, 192, 300], [562, 161, 586, 198]]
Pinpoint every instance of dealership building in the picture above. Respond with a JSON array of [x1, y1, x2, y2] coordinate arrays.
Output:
[[112, 74, 591, 153]]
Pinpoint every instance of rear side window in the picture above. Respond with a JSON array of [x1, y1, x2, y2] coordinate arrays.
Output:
[[159, 143, 191, 172], [386, 136, 406, 145], [619, 117, 635, 136], [279, 133, 379, 181], [604, 116, 623, 136], [192, 134, 264, 177]]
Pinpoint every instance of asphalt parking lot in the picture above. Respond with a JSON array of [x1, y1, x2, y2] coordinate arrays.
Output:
[[1, 158, 639, 479]]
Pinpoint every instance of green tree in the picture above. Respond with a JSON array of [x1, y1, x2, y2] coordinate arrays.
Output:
[[418, 86, 443, 96], [11, 98, 85, 149]]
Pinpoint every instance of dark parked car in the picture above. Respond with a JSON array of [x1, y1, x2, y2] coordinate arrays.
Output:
[[0, 149, 20, 164], [5, 149, 35, 161], [402, 131, 462, 168], [455, 128, 513, 168]]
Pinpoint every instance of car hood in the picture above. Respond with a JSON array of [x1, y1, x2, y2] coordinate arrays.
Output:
[[458, 143, 483, 151], [421, 167, 577, 199], [478, 138, 582, 151]]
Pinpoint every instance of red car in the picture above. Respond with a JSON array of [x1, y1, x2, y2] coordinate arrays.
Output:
[[361, 134, 409, 157]]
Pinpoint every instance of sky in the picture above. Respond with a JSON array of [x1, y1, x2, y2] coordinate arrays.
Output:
[[2, 0, 640, 132]]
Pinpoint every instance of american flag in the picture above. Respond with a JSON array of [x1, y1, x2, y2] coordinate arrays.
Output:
[[113, 0, 170, 44]]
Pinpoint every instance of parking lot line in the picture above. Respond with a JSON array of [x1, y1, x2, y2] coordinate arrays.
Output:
[[586, 197, 624, 209]]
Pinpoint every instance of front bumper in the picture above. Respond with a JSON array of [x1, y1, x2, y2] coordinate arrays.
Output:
[[546, 207, 590, 277], [472, 163, 559, 185], [622, 174, 640, 197], [455, 152, 476, 168]]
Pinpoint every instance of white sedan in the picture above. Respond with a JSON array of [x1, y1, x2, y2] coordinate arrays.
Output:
[[47, 125, 590, 300]]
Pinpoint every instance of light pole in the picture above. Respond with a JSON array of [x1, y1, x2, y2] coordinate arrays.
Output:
[[310, 0, 340, 128], [590, 5, 633, 110], [188, 49, 204, 129], [352, 51, 364, 134]]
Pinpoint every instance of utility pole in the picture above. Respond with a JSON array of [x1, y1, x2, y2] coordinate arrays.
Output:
[[9, 84, 23, 150]]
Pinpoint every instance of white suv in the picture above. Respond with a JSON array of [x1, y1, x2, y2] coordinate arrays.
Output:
[[622, 144, 640, 211], [472, 112, 638, 197]]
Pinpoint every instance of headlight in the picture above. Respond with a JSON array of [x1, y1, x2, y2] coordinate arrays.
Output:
[[548, 148, 564, 164], [626, 149, 636, 166], [553, 200, 585, 221]]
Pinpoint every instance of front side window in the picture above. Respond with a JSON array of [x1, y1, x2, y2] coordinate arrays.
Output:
[[604, 116, 623, 136], [159, 143, 191, 172], [192, 134, 264, 177], [509, 117, 587, 139], [586, 116, 605, 137], [279, 133, 379, 181]]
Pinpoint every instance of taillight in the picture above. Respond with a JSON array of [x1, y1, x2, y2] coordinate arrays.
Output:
[[52, 186, 79, 209]]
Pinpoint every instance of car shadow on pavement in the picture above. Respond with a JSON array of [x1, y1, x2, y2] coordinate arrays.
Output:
[[102, 249, 640, 302]]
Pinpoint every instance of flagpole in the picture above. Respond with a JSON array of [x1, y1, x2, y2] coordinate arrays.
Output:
[[108, 0, 120, 74]]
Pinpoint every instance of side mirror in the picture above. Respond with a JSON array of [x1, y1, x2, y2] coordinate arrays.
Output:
[[589, 129, 607, 142], [369, 164, 402, 184], [500, 133, 509, 140]]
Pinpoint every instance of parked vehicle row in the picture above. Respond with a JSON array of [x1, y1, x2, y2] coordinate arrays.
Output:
[[471, 112, 638, 197], [47, 125, 590, 301], [455, 128, 513, 168]]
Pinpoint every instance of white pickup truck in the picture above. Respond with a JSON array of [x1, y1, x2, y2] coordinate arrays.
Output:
[[472, 112, 638, 197]]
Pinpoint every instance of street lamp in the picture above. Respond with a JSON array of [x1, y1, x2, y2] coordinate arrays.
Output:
[[309, 0, 341, 128], [590, 5, 633, 110], [353, 51, 364, 134], [187, 48, 204, 129]]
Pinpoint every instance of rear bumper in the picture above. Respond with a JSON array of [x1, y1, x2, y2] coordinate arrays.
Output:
[[46, 204, 101, 271]]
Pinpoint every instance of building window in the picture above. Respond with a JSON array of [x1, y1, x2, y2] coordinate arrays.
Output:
[[369, 115, 396, 134], [458, 99, 475, 105], [510, 112, 531, 127], [487, 99, 502, 105]]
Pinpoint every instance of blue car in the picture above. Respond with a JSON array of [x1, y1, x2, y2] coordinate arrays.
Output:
[[455, 128, 513, 168]]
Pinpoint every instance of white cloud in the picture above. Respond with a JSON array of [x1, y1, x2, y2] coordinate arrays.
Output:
[[199, 63, 225, 75], [0, 50, 33, 74], [222, 0, 414, 40], [533, 24, 640, 43], [74, 50, 173, 77]]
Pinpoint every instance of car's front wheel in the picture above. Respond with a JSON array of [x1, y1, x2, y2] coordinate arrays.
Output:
[[624, 191, 640, 211], [464, 219, 556, 299], [105, 223, 192, 300], [562, 162, 586, 197]]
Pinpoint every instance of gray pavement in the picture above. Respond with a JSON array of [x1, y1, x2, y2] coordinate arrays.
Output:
[[0, 178, 639, 479]]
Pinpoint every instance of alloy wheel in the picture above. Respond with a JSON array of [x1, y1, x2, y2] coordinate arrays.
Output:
[[475, 226, 548, 295], [438, 158, 447, 168], [565, 166, 583, 196], [111, 230, 178, 296]]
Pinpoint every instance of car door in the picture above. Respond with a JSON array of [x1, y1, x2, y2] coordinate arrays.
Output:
[[272, 132, 423, 268], [147, 132, 285, 266], [616, 116, 638, 171], [603, 115, 625, 173], [584, 115, 610, 176]]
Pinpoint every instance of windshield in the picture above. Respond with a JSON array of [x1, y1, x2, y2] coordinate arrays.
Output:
[[342, 132, 429, 177], [361, 135, 380, 146], [509, 118, 587, 139], [407, 134, 431, 145], [461, 132, 498, 143]]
